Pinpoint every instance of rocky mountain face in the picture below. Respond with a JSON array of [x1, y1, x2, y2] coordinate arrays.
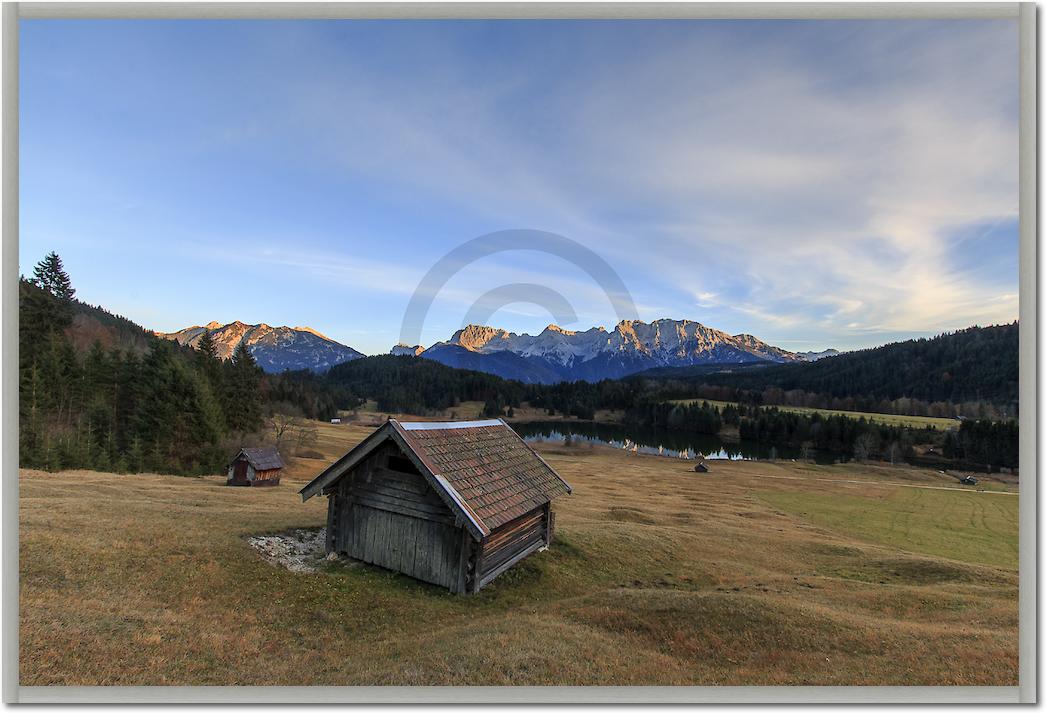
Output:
[[797, 348, 841, 361], [391, 344, 425, 357], [159, 321, 364, 373], [400, 319, 802, 383]]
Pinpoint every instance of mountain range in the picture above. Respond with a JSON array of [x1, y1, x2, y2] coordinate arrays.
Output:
[[158, 321, 364, 373], [160, 317, 837, 381], [395, 319, 812, 384]]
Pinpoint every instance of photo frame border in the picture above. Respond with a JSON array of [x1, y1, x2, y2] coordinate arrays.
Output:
[[1, 2, 1036, 704]]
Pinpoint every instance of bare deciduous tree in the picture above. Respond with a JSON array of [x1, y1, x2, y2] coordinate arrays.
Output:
[[293, 420, 318, 453], [853, 433, 878, 463], [887, 441, 902, 465], [268, 403, 317, 456]]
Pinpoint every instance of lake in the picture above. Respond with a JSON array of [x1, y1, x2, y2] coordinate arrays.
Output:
[[515, 420, 820, 462]]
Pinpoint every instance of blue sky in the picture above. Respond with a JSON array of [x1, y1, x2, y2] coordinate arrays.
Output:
[[20, 19, 1018, 354]]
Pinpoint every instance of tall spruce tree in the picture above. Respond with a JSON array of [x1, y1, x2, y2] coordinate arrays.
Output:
[[31, 251, 76, 302], [195, 331, 222, 385], [226, 341, 263, 434], [196, 330, 218, 361]]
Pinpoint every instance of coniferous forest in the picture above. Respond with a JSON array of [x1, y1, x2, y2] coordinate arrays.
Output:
[[663, 323, 1020, 418], [18, 253, 341, 474]]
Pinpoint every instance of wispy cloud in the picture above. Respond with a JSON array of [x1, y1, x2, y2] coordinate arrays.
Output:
[[20, 20, 1018, 353]]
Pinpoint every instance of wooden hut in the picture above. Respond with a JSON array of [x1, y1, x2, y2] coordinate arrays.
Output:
[[299, 419, 571, 594], [227, 447, 284, 487]]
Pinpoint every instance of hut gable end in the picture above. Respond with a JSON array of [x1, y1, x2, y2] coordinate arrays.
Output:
[[342, 443, 456, 525]]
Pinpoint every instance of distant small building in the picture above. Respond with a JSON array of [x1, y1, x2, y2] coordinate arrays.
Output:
[[227, 447, 284, 487], [694, 462, 709, 473], [330, 418, 342, 424], [300, 419, 571, 594]]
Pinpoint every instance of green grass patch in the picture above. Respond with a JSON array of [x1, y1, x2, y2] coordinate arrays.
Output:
[[758, 488, 1018, 570], [672, 399, 958, 430]]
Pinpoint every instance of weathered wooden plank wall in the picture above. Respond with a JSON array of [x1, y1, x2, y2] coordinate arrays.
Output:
[[329, 444, 466, 591], [253, 467, 280, 484], [472, 504, 550, 591]]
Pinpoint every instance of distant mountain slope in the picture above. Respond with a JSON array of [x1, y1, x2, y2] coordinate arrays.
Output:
[[159, 321, 364, 373], [631, 361, 782, 380], [408, 319, 800, 383], [391, 344, 425, 356], [679, 324, 1019, 406], [797, 348, 841, 361], [420, 343, 565, 384]]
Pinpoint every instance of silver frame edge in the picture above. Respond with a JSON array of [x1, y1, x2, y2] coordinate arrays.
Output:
[[4, 1, 1035, 704]]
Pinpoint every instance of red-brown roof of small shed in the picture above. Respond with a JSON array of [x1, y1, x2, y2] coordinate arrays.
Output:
[[391, 419, 571, 532], [231, 446, 284, 471]]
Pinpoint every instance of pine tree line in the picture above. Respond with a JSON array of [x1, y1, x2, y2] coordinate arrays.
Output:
[[686, 324, 1019, 415], [19, 254, 268, 474], [943, 419, 1019, 470]]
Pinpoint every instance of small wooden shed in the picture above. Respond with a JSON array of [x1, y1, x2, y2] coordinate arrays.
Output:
[[299, 419, 571, 593], [227, 447, 284, 487]]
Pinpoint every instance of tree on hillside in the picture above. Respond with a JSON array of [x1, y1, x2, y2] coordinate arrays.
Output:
[[225, 342, 263, 434], [194, 330, 224, 403], [31, 251, 76, 302], [268, 404, 302, 450], [19, 278, 73, 369], [134, 341, 224, 471], [196, 330, 218, 361], [232, 340, 256, 370], [267, 403, 318, 455], [853, 432, 878, 462]]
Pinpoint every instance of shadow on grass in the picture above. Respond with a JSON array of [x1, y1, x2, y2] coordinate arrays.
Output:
[[313, 532, 593, 606]]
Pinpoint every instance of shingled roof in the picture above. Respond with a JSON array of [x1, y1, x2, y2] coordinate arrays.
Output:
[[232, 446, 284, 471], [299, 419, 571, 538]]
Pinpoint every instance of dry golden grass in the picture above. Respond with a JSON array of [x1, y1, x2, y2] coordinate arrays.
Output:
[[20, 421, 1018, 686]]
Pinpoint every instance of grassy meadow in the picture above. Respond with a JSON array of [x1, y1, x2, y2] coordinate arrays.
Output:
[[20, 420, 1018, 686], [671, 398, 960, 431]]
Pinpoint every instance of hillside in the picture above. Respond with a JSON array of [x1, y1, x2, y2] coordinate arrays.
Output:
[[18, 273, 342, 475], [69, 294, 157, 355], [649, 324, 1019, 410], [323, 354, 528, 414]]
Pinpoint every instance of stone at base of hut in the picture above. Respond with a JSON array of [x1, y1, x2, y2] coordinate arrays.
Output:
[[248, 528, 328, 573]]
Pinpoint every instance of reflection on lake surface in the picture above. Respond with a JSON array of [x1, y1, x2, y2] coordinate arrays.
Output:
[[515, 420, 815, 462]]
